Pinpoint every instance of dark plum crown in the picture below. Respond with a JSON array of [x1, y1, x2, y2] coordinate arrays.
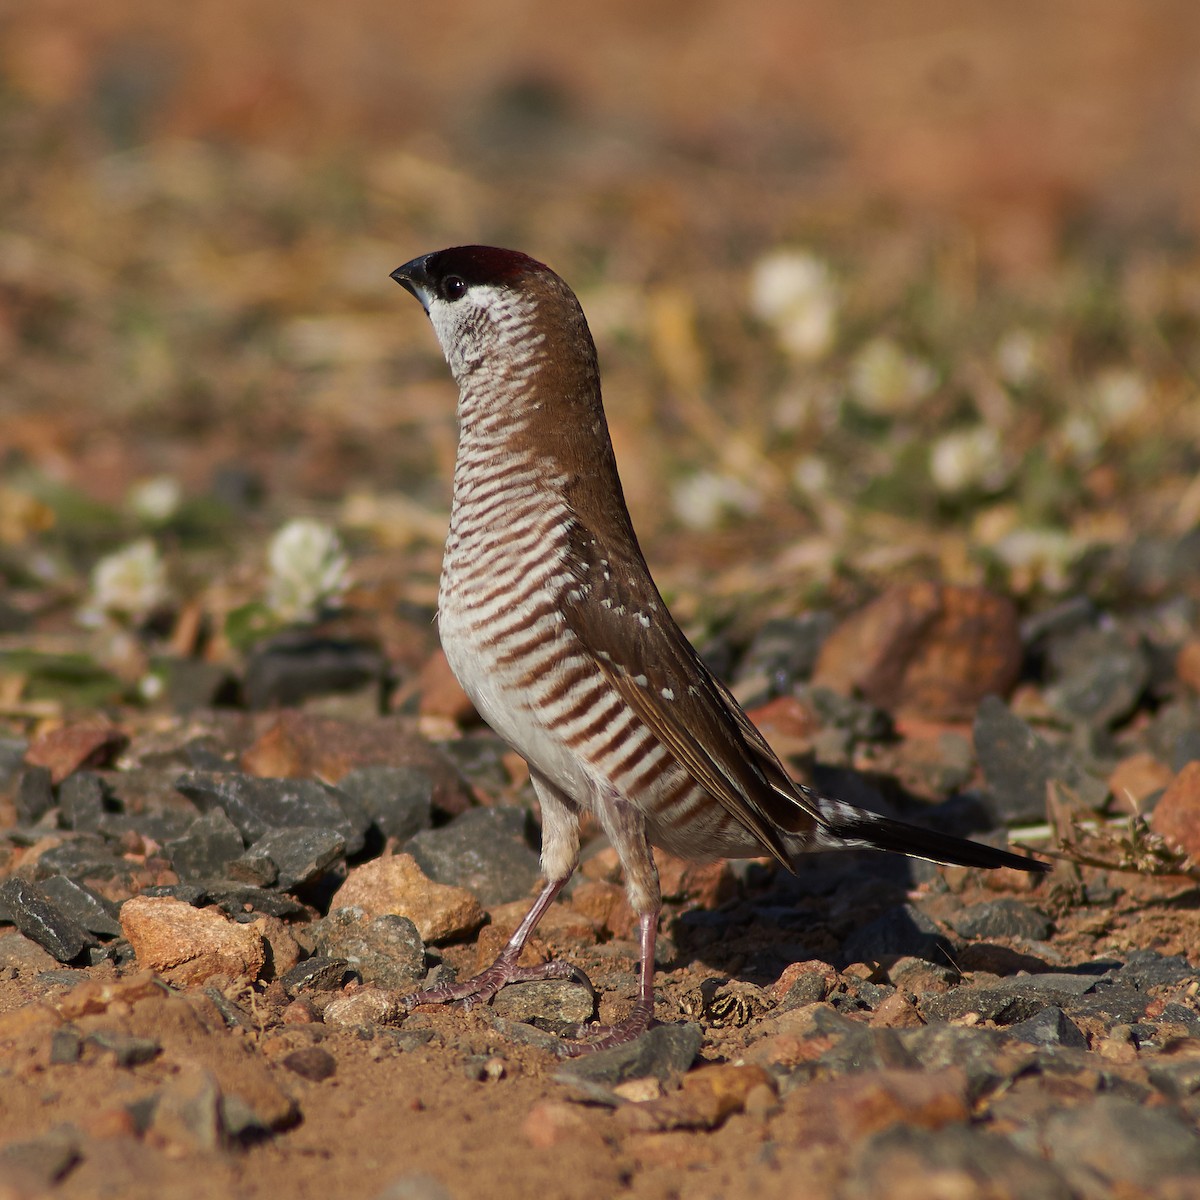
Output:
[[425, 245, 547, 287]]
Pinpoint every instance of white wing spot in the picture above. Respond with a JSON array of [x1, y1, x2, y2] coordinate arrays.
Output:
[[636, 613, 650, 628], [661, 687, 675, 701], [632, 674, 648, 687]]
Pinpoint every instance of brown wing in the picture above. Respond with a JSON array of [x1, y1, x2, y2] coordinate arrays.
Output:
[[559, 519, 819, 868]]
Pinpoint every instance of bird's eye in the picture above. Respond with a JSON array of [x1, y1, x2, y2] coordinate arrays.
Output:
[[442, 275, 467, 302]]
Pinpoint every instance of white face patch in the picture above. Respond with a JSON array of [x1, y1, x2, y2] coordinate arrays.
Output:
[[426, 285, 545, 385]]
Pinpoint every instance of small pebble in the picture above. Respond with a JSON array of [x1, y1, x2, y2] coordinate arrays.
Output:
[[283, 1047, 337, 1081]]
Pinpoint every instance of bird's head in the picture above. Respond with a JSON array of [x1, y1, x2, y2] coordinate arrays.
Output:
[[391, 245, 594, 391]]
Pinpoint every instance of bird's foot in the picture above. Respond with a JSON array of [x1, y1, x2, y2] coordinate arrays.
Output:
[[554, 999, 656, 1057], [402, 953, 592, 1014]]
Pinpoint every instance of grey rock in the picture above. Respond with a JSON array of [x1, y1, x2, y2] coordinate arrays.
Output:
[[0, 877, 95, 962], [312, 907, 425, 988], [1005, 1005, 1088, 1049], [49, 1026, 83, 1064], [246, 827, 346, 891], [165, 807, 246, 882], [175, 770, 370, 854], [15, 765, 54, 824], [841, 904, 951, 966], [337, 765, 434, 843], [734, 613, 835, 699], [491, 978, 596, 1025], [1044, 626, 1150, 728], [407, 806, 540, 906], [137, 883, 209, 906], [899, 1024, 1023, 1100], [161, 658, 237, 712], [200, 882, 308, 919], [0, 1127, 81, 1190], [974, 696, 1108, 823], [32, 835, 131, 883], [1066, 982, 1150, 1025], [1172, 726, 1200, 772], [850, 1124, 1072, 1200], [1114, 949, 1198, 991], [556, 1022, 702, 1085], [58, 771, 107, 832], [814, 1025, 918, 1075], [281, 956, 354, 995], [39, 876, 123, 938], [242, 634, 386, 710], [0, 737, 29, 789], [436, 732, 514, 794], [778, 970, 830, 1009], [225, 852, 278, 887], [948, 899, 1052, 941], [921, 984, 1049, 1027], [1146, 698, 1200, 771], [1158, 1002, 1200, 1035], [150, 1068, 223, 1151], [1041, 1095, 1200, 1188], [922, 970, 1148, 1030], [99, 809, 197, 845], [87, 1029, 161, 1066]]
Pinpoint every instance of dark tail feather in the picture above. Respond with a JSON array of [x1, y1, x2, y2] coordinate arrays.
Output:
[[820, 804, 1047, 873]]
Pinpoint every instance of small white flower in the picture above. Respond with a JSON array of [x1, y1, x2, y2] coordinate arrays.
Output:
[[84, 538, 170, 624], [671, 470, 762, 531], [990, 528, 1081, 594], [995, 329, 1042, 387], [1058, 413, 1102, 465], [128, 475, 183, 524], [850, 338, 937, 416], [929, 425, 1008, 494], [791, 455, 831, 497], [266, 518, 348, 622], [749, 250, 839, 361], [1092, 368, 1147, 430]]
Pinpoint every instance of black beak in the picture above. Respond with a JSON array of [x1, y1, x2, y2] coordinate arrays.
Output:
[[391, 255, 434, 311]]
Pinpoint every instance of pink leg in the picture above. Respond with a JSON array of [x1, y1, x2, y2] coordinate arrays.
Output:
[[557, 907, 659, 1056], [400, 876, 589, 1013]]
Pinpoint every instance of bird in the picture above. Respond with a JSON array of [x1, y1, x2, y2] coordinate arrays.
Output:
[[390, 245, 1046, 1055]]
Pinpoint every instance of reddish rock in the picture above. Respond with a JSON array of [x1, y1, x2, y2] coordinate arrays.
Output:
[[484, 898, 598, 951], [743, 695, 822, 757], [813, 583, 1021, 720], [120, 896, 266, 986], [769, 960, 838, 1003], [330, 853, 485, 943], [1177, 639, 1200, 693], [656, 851, 735, 908], [240, 712, 473, 816], [522, 1101, 605, 1150], [1108, 753, 1173, 814], [868, 991, 926, 1029], [417, 647, 477, 723], [1150, 761, 1200, 860], [616, 1064, 775, 1132], [568, 879, 631, 937], [24, 721, 128, 784], [781, 1068, 969, 1144], [251, 914, 303, 979]]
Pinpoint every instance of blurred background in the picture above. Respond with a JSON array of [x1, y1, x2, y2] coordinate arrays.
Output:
[[3, 0, 1200, 677]]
